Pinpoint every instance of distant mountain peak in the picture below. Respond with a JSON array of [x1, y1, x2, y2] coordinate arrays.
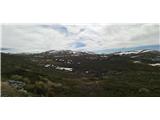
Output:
[[42, 50, 95, 56], [96, 44, 160, 54]]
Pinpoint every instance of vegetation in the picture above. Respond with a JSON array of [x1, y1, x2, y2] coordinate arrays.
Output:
[[1, 50, 160, 97]]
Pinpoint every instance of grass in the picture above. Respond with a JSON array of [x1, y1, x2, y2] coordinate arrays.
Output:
[[1, 51, 160, 97]]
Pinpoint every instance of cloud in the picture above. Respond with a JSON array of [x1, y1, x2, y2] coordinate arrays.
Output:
[[1, 24, 159, 53]]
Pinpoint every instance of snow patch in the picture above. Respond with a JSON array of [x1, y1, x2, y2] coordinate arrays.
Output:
[[133, 61, 141, 64], [115, 50, 153, 56], [131, 55, 139, 58], [56, 66, 73, 71], [44, 64, 50, 67], [149, 63, 160, 67]]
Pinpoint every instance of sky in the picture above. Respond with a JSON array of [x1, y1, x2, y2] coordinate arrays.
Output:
[[1, 24, 159, 53]]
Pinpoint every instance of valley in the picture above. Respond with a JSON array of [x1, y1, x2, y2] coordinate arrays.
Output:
[[1, 50, 160, 97]]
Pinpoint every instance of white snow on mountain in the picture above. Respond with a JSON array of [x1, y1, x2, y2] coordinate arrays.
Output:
[[149, 63, 160, 67], [56, 66, 73, 71], [115, 50, 153, 55]]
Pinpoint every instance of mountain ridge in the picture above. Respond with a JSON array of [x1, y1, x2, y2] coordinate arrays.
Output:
[[1, 44, 159, 54]]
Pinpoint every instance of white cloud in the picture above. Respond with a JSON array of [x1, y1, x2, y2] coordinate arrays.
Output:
[[1, 24, 159, 53]]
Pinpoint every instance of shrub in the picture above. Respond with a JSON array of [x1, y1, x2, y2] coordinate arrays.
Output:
[[34, 81, 48, 96], [10, 75, 23, 81]]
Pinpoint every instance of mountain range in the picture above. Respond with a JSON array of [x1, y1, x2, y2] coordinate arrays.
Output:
[[1, 44, 160, 97], [96, 44, 160, 54], [1, 44, 159, 54]]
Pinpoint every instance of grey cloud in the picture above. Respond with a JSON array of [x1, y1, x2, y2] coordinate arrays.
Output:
[[1, 24, 159, 53]]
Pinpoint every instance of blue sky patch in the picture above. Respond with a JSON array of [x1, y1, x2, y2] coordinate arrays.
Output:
[[41, 25, 69, 36], [52, 25, 69, 36], [71, 42, 86, 48]]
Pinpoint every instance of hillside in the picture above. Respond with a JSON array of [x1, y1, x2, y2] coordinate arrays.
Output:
[[1, 50, 160, 97]]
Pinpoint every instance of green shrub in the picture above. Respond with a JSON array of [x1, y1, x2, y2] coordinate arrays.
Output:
[[10, 75, 23, 80], [34, 81, 48, 96]]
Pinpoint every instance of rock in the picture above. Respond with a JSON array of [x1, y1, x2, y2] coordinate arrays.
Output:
[[19, 89, 28, 93], [8, 80, 25, 90]]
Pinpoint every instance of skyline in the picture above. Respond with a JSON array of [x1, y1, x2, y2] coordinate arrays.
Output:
[[1, 24, 159, 53]]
